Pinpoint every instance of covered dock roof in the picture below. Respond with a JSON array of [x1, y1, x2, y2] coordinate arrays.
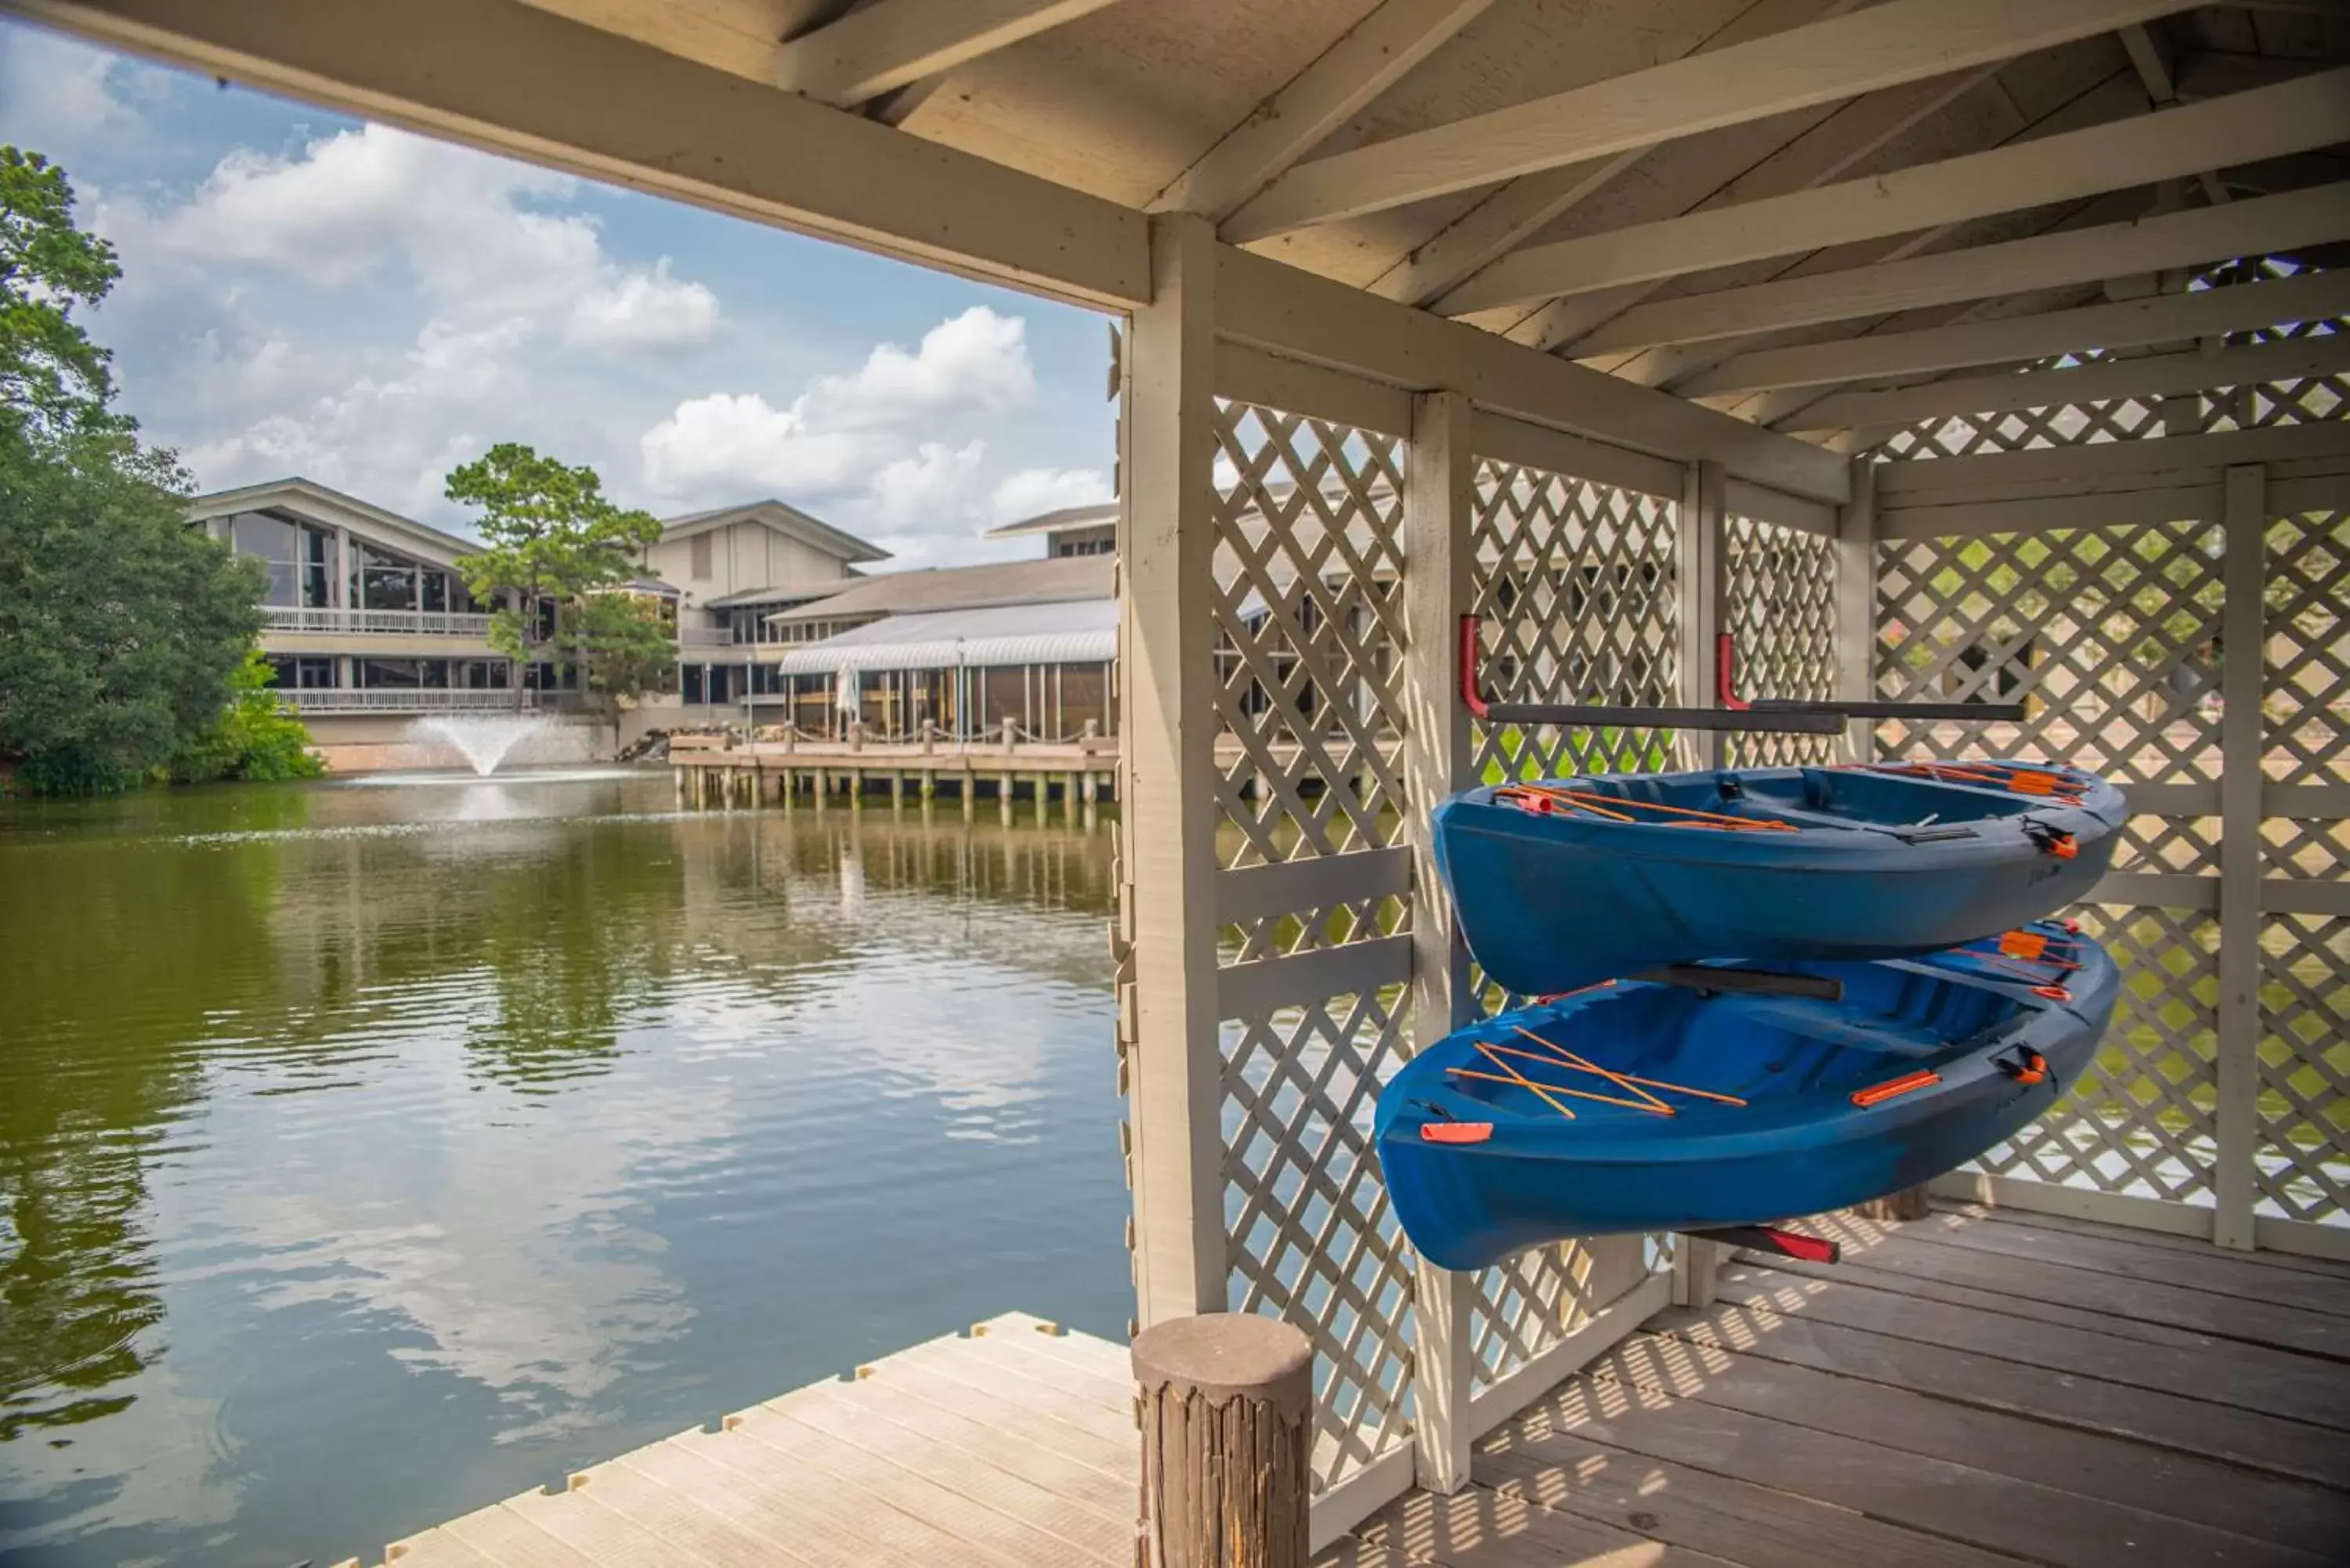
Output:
[[772, 598, 1117, 673]]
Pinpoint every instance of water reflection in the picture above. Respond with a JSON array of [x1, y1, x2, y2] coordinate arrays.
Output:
[[0, 771, 1126, 1567]]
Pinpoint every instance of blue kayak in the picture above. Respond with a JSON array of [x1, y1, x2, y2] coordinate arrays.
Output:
[[1434, 761, 2124, 999], [1374, 925, 2117, 1270]]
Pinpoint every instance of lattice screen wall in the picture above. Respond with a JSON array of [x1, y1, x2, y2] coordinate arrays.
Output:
[[1205, 399, 1419, 1492], [1460, 457, 1680, 1389], [1723, 513, 1842, 768]]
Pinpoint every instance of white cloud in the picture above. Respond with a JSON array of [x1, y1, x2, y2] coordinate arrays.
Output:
[[101, 124, 718, 351], [638, 306, 1039, 544], [989, 465, 1112, 526], [0, 27, 140, 154]]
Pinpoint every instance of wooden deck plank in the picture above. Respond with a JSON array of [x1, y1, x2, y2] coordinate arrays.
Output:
[[1900, 1210, 2350, 1315], [1715, 1264, 2350, 1430], [1475, 1427, 2034, 1568], [1805, 1234, 2350, 1357], [874, 1339, 1138, 1444], [1932, 1204, 2350, 1282], [435, 1501, 607, 1568], [660, 1425, 985, 1567], [497, 1484, 722, 1568], [1589, 1333, 2350, 1554], [956, 1326, 1137, 1404], [772, 1382, 1132, 1561], [615, 1440, 927, 1568], [979, 1313, 1135, 1379], [560, 1461, 826, 1568], [1649, 1299, 2350, 1486], [378, 1525, 504, 1568], [844, 1375, 1136, 1517], [1500, 1372, 2329, 1568], [725, 1402, 1108, 1568], [857, 1357, 1132, 1472], [1349, 1480, 1749, 1568]]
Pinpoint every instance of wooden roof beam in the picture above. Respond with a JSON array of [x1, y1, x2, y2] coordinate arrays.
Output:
[[1437, 68, 2350, 315], [1218, 0, 2192, 242], [1781, 334, 2350, 434], [11, 0, 1151, 308], [1678, 269, 2350, 396], [774, 0, 1124, 107], [1572, 182, 2350, 355], [1151, 0, 1497, 222]]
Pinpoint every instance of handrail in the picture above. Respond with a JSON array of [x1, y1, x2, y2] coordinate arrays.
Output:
[[1716, 631, 2026, 723], [1458, 615, 1838, 735], [260, 605, 495, 638]]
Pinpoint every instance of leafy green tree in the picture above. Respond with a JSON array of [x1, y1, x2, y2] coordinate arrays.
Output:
[[571, 591, 677, 704], [168, 646, 327, 783], [443, 443, 667, 706], [0, 146, 269, 793]]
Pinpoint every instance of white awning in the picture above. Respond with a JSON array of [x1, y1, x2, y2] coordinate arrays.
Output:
[[773, 599, 1116, 675]]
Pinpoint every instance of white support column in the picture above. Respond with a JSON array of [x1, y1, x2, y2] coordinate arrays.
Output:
[[1835, 457, 1877, 764], [1401, 388, 1477, 1494], [2214, 462, 2267, 1252], [1122, 212, 1230, 1327], [1679, 461, 1727, 771]]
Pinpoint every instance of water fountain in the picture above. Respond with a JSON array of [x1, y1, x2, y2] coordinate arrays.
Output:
[[413, 714, 553, 775]]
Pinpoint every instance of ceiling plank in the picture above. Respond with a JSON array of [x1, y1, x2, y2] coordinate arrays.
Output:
[[1574, 182, 2350, 354], [1218, 0, 2188, 242], [1151, 0, 1497, 221], [1439, 68, 2350, 313], [1677, 269, 2350, 396], [1361, 0, 1858, 306], [11, 0, 1151, 307], [1784, 334, 2350, 433], [2117, 22, 2176, 101], [773, 0, 1123, 106]]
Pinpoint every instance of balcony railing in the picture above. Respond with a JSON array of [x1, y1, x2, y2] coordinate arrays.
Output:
[[678, 624, 733, 648], [281, 688, 546, 715], [262, 605, 496, 638]]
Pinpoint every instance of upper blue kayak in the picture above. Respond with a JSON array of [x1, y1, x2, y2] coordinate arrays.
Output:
[[1375, 924, 2119, 1269], [1434, 760, 2124, 999]]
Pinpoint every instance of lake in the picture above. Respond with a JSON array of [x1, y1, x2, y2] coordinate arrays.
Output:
[[0, 770, 1130, 1568]]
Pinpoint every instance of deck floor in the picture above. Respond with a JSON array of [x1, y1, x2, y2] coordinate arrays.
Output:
[[360, 1208, 2350, 1568]]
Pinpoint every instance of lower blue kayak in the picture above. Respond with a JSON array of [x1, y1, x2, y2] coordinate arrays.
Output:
[[1434, 761, 2125, 999], [1374, 923, 2117, 1270]]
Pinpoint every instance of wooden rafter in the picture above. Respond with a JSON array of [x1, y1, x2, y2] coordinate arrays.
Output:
[[774, 0, 1123, 107], [1437, 70, 2350, 316], [1361, 0, 1863, 307], [1574, 183, 2350, 356], [1218, 0, 2189, 242], [1679, 269, 2350, 396], [1782, 336, 2350, 435], [1151, 0, 1496, 222]]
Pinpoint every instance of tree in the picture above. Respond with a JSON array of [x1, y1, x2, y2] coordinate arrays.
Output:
[[571, 591, 677, 703], [443, 443, 667, 706], [0, 147, 269, 793], [168, 646, 327, 783]]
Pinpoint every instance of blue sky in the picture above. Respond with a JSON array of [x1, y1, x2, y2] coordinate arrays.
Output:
[[0, 19, 1119, 567]]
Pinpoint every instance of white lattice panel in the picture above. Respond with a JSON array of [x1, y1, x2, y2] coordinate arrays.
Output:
[[1724, 515, 1839, 768], [1208, 400, 1419, 1490], [2258, 506, 2349, 1226], [1466, 460, 1680, 785], [1873, 519, 2226, 1206]]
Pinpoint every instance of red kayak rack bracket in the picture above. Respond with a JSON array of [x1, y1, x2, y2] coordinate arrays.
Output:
[[1683, 1223, 1841, 1265], [1459, 616, 2022, 731]]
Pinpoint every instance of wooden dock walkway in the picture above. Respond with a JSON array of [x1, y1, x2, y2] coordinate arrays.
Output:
[[356, 1210, 2350, 1567]]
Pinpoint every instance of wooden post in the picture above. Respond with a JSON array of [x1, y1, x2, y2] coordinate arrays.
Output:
[[1131, 1313, 1313, 1568], [1835, 455, 1877, 764], [1679, 460, 1727, 771], [2214, 462, 2266, 1251], [1401, 388, 1477, 1494], [1851, 1187, 1931, 1222], [1122, 213, 1229, 1328]]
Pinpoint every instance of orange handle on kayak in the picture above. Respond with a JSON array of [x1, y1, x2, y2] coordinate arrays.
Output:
[[1853, 1069, 1940, 1107]]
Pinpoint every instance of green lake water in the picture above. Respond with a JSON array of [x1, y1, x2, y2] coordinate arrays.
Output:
[[0, 769, 1130, 1567]]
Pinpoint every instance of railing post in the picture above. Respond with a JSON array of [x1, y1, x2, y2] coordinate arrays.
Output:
[[1835, 457, 1878, 764], [2215, 463, 2267, 1251], [1679, 461, 1727, 770], [1121, 211, 1229, 1328], [1401, 388, 1477, 1492]]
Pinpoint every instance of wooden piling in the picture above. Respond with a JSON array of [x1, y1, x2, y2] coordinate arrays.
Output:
[[1131, 1313, 1312, 1568]]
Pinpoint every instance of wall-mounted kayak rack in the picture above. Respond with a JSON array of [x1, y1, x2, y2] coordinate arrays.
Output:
[[1456, 615, 2026, 730]]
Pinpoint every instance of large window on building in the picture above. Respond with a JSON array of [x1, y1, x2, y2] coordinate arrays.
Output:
[[356, 658, 454, 688], [264, 656, 337, 689], [231, 511, 332, 607], [352, 544, 472, 614]]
